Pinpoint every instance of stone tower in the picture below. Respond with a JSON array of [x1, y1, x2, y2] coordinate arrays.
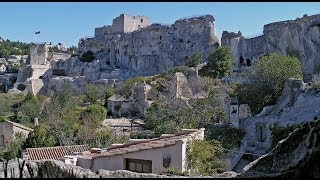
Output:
[[229, 96, 240, 128]]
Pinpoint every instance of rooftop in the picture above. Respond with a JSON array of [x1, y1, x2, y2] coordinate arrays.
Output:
[[26, 144, 90, 161], [1, 120, 33, 132], [80, 128, 205, 159]]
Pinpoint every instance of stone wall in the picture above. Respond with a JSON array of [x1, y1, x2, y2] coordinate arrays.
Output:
[[221, 31, 242, 47], [95, 14, 151, 37]]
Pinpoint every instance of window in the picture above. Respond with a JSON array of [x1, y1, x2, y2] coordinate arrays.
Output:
[[126, 158, 152, 173], [141, 19, 143, 23]]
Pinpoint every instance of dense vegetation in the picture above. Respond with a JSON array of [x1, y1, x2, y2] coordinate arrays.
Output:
[[235, 53, 303, 114], [186, 52, 202, 68], [0, 38, 30, 58], [270, 123, 302, 149], [79, 50, 95, 62], [199, 47, 232, 78], [187, 139, 225, 175]]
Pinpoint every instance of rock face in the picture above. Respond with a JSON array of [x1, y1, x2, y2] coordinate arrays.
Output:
[[239, 119, 320, 178], [22, 160, 171, 178], [231, 14, 320, 81], [54, 14, 219, 81], [240, 78, 320, 155]]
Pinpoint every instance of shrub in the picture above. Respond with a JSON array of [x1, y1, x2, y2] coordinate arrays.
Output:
[[84, 104, 107, 122], [236, 53, 303, 114], [166, 168, 189, 176], [187, 139, 225, 176], [79, 50, 95, 62], [199, 47, 232, 78], [186, 52, 202, 68], [270, 123, 302, 149]]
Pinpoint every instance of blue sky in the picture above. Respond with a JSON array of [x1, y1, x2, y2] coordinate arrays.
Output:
[[0, 2, 319, 47]]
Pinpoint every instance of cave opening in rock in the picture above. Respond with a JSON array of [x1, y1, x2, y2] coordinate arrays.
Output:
[[239, 55, 244, 65], [246, 59, 251, 66], [17, 84, 26, 91]]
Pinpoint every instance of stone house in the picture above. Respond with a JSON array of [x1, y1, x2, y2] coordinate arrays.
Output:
[[107, 82, 153, 118], [0, 120, 33, 151], [77, 128, 205, 174]]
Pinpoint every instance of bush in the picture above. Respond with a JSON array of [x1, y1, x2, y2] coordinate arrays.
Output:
[[186, 52, 202, 68], [311, 82, 320, 89], [187, 140, 225, 176], [270, 123, 302, 149], [79, 50, 95, 62], [206, 124, 245, 150], [23, 124, 57, 148], [166, 168, 189, 176], [83, 104, 107, 122], [236, 53, 303, 114], [199, 47, 232, 78]]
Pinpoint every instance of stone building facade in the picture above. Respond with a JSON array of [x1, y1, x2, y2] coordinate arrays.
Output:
[[95, 14, 151, 37], [0, 120, 33, 151]]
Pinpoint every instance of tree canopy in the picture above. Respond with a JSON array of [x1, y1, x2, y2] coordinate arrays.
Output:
[[236, 53, 303, 114], [199, 47, 232, 78]]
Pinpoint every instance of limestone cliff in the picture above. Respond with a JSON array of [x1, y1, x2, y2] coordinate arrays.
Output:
[[53, 15, 219, 81], [231, 14, 320, 81], [240, 119, 320, 178]]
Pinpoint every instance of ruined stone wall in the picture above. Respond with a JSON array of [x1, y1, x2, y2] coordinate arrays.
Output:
[[123, 14, 151, 33], [29, 43, 48, 65], [221, 31, 242, 47], [95, 14, 151, 37]]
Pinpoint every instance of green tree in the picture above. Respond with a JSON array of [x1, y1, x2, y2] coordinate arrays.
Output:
[[199, 47, 232, 78], [187, 140, 225, 176], [186, 52, 202, 68], [18, 92, 43, 124], [83, 104, 107, 123], [23, 124, 56, 148], [237, 53, 303, 114], [3, 132, 25, 160], [79, 50, 95, 62]]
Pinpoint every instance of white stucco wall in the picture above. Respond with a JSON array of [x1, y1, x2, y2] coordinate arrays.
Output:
[[78, 140, 186, 174]]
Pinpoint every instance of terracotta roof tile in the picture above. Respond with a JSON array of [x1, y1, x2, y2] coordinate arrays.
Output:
[[26, 144, 90, 161]]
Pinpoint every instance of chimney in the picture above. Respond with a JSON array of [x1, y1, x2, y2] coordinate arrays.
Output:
[[34, 118, 39, 126]]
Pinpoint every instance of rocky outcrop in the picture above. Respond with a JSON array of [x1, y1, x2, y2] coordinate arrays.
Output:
[[54, 15, 219, 82], [240, 78, 320, 155], [231, 14, 320, 81], [240, 119, 320, 178], [264, 78, 304, 115], [0, 159, 239, 178]]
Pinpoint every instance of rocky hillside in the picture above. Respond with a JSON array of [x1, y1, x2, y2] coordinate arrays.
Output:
[[239, 119, 320, 178]]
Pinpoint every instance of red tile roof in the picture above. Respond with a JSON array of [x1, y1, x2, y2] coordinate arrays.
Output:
[[26, 145, 90, 161]]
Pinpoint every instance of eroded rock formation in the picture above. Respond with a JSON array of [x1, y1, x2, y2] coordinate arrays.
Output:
[[240, 119, 320, 178], [230, 14, 320, 81]]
